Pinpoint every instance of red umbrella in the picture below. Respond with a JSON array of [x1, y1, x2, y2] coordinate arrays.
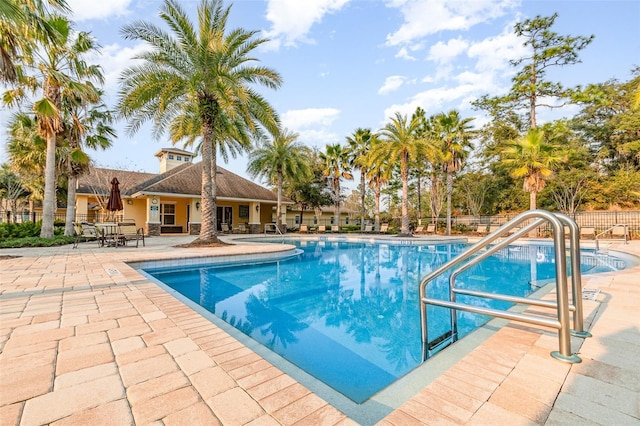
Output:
[[106, 177, 123, 216]]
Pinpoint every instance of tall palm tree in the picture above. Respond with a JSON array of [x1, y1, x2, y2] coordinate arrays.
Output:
[[60, 89, 116, 235], [502, 127, 563, 210], [370, 112, 432, 236], [0, 0, 69, 83], [118, 0, 281, 244], [247, 128, 310, 230], [346, 128, 373, 231], [433, 110, 475, 235], [320, 144, 353, 228], [4, 17, 103, 238], [366, 134, 391, 232]]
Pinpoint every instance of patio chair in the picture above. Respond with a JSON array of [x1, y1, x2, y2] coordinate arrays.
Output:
[[414, 225, 424, 234], [331, 225, 340, 233], [221, 223, 230, 234], [73, 222, 104, 248], [379, 223, 389, 233], [611, 225, 629, 242], [363, 225, 373, 233], [426, 223, 436, 234], [317, 225, 326, 233], [476, 224, 489, 235], [579, 226, 595, 239], [116, 222, 145, 248], [299, 224, 308, 233], [488, 224, 501, 234]]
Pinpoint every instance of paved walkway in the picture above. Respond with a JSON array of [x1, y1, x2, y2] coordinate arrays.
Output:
[[0, 235, 638, 425]]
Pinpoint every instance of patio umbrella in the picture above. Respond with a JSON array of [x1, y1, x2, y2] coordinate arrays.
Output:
[[106, 177, 123, 220]]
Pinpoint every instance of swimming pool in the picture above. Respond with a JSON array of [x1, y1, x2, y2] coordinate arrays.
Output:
[[142, 238, 626, 404]]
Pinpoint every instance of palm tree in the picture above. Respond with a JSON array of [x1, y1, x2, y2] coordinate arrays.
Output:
[[118, 0, 281, 244], [366, 134, 391, 232], [370, 112, 432, 236], [433, 110, 475, 235], [502, 128, 563, 210], [0, 0, 69, 83], [320, 144, 353, 228], [346, 128, 373, 231], [247, 128, 310, 230], [60, 89, 116, 235], [4, 17, 103, 238]]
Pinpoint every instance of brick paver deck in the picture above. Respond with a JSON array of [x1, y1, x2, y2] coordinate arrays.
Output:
[[1, 236, 638, 425]]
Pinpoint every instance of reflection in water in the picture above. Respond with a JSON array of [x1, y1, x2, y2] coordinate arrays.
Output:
[[148, 240, 614, 403]]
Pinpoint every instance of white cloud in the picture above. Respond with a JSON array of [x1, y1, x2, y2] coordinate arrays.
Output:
[[68, 0, 132, 21], [467, 25, 527, 73], [382, 84, 476, 122], [281, 108, 341, 129], [296, 129, 341, 148], [395, 47, 416, 61], [385, 0, 518, 47], [264, 0, 351, 49], [428, 37, 469, 64], [94, 42, 149, 93], [378, 75, 406, 95]]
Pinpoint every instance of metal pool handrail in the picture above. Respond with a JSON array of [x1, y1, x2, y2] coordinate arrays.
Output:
[[595, 224, 629, 250], [419, 210, 588, 364]]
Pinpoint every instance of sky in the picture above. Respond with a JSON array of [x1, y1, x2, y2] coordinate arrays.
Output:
[[1, 0, 639, 188]]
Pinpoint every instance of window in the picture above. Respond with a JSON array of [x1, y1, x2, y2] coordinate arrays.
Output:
[[239, 205, 249, 219], [345, 217, 349, 224], [295, 215, 300, 225], [176, 155, 182, 161], [330, 216, 334, 224], [161, 203, 175, 225], [313, 216, 317, 225], [168, 154, 174, 160], [184, 157, 190, 162]]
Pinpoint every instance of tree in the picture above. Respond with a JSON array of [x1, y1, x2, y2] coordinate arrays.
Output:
[[0, 0, 70, 84], [370, 112, 432, 236], [3, 17, 103, 238], [0, 164, 30, 222], [457, 172, 492, 217], [118, 0, 281, 244], [60, 90, 115, 235], [346, 128, 373, 231], [366, 136, 391, 232], [433, 110, 475, 235], [473, 13, 593, 129], [247, 128, 310, 230], [501, 128, 563, 211], [320, 144, 353, 227]]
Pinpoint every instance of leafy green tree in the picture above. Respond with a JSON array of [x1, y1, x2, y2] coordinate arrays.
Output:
[[366, 136, 391, 232], [346, 128, 374, 231], [247, 128, 310, 230], [4, 17, 102, 238], [118, 0, 281, 243], [0, 164, 30, 221], [501, 128, 564, 211], [433, 110, 475, 235], [370, 112, 432, 236], [320, 143, 353, 227]]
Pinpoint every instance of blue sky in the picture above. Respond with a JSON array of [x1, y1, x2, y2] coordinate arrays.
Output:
[[1, 0, 638, 186]]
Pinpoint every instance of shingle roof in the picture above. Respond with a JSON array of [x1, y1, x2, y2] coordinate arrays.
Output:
[[78, 162, 280, 202]]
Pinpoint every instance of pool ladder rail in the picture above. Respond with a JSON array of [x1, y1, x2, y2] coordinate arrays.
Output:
[[595, 224, 629, 251], [419, 210, 592, 365]]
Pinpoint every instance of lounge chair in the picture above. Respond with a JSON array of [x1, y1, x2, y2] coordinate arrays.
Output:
[[221, 223, 230, 233], [317, 225, 326, 233], [414, 225, 424, 234], [611, 225, 629, 242], [379, 223, 389, 233], [579, 226, 595, 239], [426, 223, 436, 234], [73, 222, 104, 248], [476, 224, 489, 235], [488, 224, 501, 234], [299, 224, 308, 233], [363, 225, 373, 233], [116, 222, 145, 248], [331, 225, 340, 233]]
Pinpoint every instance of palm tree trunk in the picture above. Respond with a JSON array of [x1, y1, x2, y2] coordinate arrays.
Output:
[[375, 183, 381, 232], [530, 190, 537, 210], [198, 123, 217, 242], [40, 132, 56, 238], [276, 172, 282, 229], [400, 155, 410, 236], [64, 174, 77, 236], [446, 171, 453, 236], [360, 170, 365, 231], [335, 180, 341, 228]]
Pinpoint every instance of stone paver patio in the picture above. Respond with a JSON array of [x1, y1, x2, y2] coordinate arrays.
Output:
[[1, 235, 638, 425]]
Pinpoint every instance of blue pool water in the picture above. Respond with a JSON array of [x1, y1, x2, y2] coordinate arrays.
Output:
[[143, 239, 626, 403]]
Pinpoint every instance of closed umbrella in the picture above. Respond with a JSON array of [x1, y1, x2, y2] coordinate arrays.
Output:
[[106, 177, 123, 221]]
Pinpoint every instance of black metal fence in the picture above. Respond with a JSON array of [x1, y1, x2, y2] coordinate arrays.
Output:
[[0, 211, 124, 224]]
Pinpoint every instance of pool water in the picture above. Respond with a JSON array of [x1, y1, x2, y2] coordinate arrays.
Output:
[[144, 239, 625, 403]]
